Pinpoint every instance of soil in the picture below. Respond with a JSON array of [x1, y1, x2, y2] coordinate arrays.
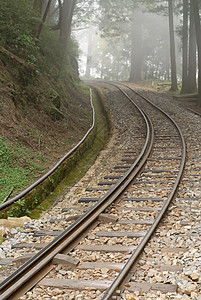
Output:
[[0, 57, 92, 198]]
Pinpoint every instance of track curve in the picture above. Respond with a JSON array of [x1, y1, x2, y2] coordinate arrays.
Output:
[[0, 84, 153, 299], [0, 82, 186, 300], [100, 82, 186, 299]]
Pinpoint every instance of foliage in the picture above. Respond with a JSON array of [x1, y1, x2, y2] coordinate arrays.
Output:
[[0, 0, 40, 63], [73, 0, 99, 29], [143, 0, 169, 16], [0, 137, 45, 203], [88, 33, 130, 80], [81, 0, 172, 81], [37, 28, 65, 73], [7, 199, 31, 217], [0, 0, 93, 213], [98, 0, 137, 39]]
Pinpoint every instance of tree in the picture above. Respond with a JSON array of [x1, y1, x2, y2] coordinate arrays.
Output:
[[129, 11, 143, 82], [188, 0, 197, 93], [35, 0, 52, 39], [98, 0, 139, 81], [96, 0, 181, 83], [74, 0, 183, 83], [60, 0, 77, 48], [180, 0, 189, 94], [49, 0, 77, 49], [168, 0, 178, 91], [192, 0, 201, 105], [85, 28, 95, 77]]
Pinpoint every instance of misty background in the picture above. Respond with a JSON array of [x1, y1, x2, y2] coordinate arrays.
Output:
[[73, 1, 183, 82]]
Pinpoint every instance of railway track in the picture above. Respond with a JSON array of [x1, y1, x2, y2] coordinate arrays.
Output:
[[0, 82, 187, 299], [185, 107, 201, 117]]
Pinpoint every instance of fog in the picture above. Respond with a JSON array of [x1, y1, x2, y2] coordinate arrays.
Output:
[[74, 1, 182, 83]]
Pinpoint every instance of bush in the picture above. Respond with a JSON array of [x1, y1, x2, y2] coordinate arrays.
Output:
[[0, 0, 39, 63]]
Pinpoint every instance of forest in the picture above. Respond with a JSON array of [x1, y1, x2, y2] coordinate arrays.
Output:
[[1, 1, 201, 99], [75, 0, 201, 101], [0, 0, 201, 203]]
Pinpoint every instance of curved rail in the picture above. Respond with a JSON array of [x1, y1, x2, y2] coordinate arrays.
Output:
[[0, 86, 154, 299], [102, 82, 186, 300], [0, 89, 95, 211]]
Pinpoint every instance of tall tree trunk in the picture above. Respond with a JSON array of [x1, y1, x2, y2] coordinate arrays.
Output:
[[42, 0, 49, 15], [60, 0, 76, 49], [33, 0, 43, 36], [35, 0, 52, 39], [85, 28, 94, 77], [166, 47, 170, 81], [168, 0, 178, 91], [129, 13, 143, 82], [192, 0, 201, 105], [188, 0, 197, 93], [47, 0, 58, 23], [181, 0, 189, 94], [129, 19, 136, 81]]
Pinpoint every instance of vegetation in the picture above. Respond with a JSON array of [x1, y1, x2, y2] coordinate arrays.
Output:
[[77, 0, 201, 105], [1, 0, 201, 209], [0, 137, 45, 201], [0, 0, 92, 205], [0, 0, 39, 62]]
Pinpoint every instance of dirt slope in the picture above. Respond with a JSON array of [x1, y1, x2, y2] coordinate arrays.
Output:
[[0, 51, 91, 201]]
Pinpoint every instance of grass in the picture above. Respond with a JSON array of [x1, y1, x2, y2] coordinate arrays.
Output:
[[0, 137, 46, 202]]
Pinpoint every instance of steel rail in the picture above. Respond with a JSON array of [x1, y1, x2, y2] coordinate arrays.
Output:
[[186, 107, 201, 117], [102, 82, 186, 300], [0, 89, 95, 210], [0, 86, 154, 299]]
